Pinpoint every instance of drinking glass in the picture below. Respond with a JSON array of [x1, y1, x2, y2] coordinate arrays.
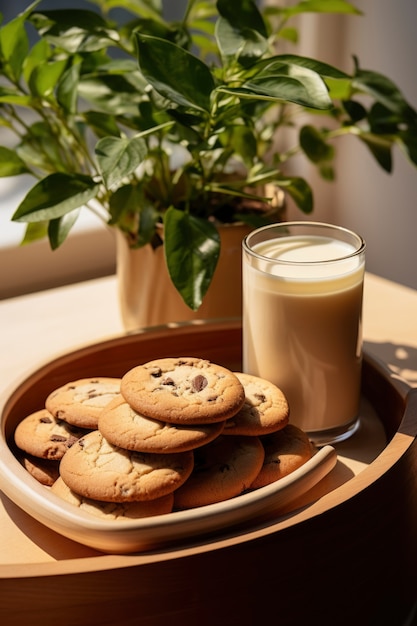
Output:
[[242, 221, 366, 446]]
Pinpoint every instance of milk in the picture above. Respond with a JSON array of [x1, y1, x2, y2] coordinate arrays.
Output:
[[242, 225, 365, 444]]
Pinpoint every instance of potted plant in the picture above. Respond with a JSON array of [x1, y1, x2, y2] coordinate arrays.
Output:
[[1, 0, 416, 328]]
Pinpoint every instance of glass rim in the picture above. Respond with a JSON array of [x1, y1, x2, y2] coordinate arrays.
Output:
[[242, 221, 366, 266]]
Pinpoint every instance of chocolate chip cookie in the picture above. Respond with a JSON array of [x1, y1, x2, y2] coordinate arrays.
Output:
[[21, 454, 60, 486], [98, 395, 225, 453], [59, 430, 194, 502], [120, 357, 245, 425], [51, 477, 174, 520], [174, 435, 265, 509], [45, 377, 121, 429], [250, 424, 313, 489], [14, 408, 86, 460], [223, 372, 289, 436]]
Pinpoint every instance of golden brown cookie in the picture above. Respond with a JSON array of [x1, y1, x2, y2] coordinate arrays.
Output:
[[21, 454, 60, 486], [51, 477, 174, 521], [223, 372, 289, 436], [14, 408, 86, 460], [120, 357, 245, 425], [45, 377, 121, 429], [98, 395, 225, 453], [59, 430, 194, 502], [250, 424, 313, 489], [174, 435, 265, 509]]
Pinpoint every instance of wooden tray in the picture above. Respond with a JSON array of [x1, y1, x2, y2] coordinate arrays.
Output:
[[1, 320, 417, 625]]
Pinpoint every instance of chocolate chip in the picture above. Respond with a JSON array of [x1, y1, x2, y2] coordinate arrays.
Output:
[[50, 435, 67, 442], [40, 416, 53, 424], [162, 377, 176, 386], [151, 368, 162, 378], [254, 393, 266, 403], [192, 375, 208, 392]]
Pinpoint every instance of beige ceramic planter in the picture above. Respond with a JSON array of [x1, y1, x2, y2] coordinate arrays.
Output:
[[116, 222, 252, 331]]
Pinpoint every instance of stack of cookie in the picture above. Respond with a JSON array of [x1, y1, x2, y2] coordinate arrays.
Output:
[[14, 377, 121, 484], [13, 357, 313, 521]]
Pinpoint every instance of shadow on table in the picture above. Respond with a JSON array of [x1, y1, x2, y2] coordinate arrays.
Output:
[[364, 340, 417, 440], [364, 339, 417, 386]]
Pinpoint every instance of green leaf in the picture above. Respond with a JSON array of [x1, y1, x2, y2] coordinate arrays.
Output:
[[17, 121, 69, 172], [22, 38, 50, 85], [217, 0, 268, 37], [223, 124, 257, 166], [254, 66, 332, 109], [135, 201, 160, 247], [353, 67, 417, 120], [56, 60, 81, 114], [326, 76, 352, 100], [109, 184, 159, 246], [261, 55, 350, 80], [398, 128, 417, 168], [222, 64, 332, 110], [342, 99, 367, 123], [215, 16, 267, 65], [0, 146, 30, 176], [108, 183, 140, 224], [20, 221, 49, 245], [29, 9, 119, 53], [28, 58, 68, 98], [319, 163, 335, 181], [135, 33, 215, 112], [285, 1, 362, 17], [0, 10, 29, 81], [220, 57, 334, 110], [367, 102, 402, 134], [83, 111, 121, 138], [95, 135, 147, 188], [357, 132, 392, 173], [164, 207, 220, 310], [0, 86, 32, 107], [90, 0, 163, 20], [278, 27, 299, 44], [78, 73, 146, 115], [12, 173, 100, 222], [215, 0, 268, 66], [277, 177, 313, 213], [161, 108, 206, 137], [48, 209, 80, 249], [300, 125, 334, 164]]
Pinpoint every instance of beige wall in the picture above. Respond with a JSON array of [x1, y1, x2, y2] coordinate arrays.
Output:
[[287, 0, 417, 290], [0, 223, 116, 300]]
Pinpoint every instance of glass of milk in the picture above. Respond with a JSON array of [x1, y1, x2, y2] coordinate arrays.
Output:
[[242, 221, 366, 446]]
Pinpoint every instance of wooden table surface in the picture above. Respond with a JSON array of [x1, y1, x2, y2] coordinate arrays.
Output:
[[1, 272, 417, 625], [0, 270, 416, 560]]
